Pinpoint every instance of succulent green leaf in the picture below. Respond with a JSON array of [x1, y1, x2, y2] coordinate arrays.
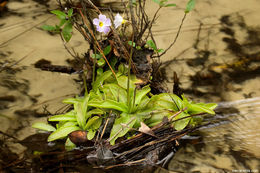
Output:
[[185, 0, 195, 13], [128, 41, 136, 47], [41, 25, 56, 31], [164, 3, 176, 7], [169, 94, 184, 110], [63, 97, 82, 104], [173, 112, 191, 130], [97, 68, 103, 76], [101, 83, 127, 103], [152, 0, 160, 5], [74, 102, 86, 129], [92, 118, 102, 130], [32, 122, 56, 132], [147, 94, 172, 110], [47, 126, 80, 142], [85, 116, 100, 129], [51, 10, 67, 20], [117, 75, 136, 90], [82, 94, 90, 119], [89, 99, 128, 112], [67, 8, 73, 18], [59, 19, 67, 27], [33, 151, 43, 156], [87, 130, 96, 140], [109, 56, 118, 70], [97, 58, 106, 67], [65, 137, 76, 151], [92, 70, 112, 91], [148, 93, 184, 111], [48, 113, 76, 122], [145, 110, 172, 127], [159, 0, 168, 7], [86, 109, 104, 119], [60, 121, 78, 128], [136, 95, 150, 111], [189, 116, 203, 127], [157, 48, 164, 53], [103, 45, 111, 56], [146, 40, 157, 50], [188, 103, 217, 115], [109, 113, 136, 145], [198, 103, 218, 110], [135, 85, 151, 105], [136, 46, 142, 50], [131, 0, 137, 5], [118, 64, 127, 74], [62, 21, 73, 42], [91, 54, 102, 59], [56, 121, 66, 129]]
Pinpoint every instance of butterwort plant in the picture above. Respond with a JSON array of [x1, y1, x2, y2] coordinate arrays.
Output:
[[33, 68, 217, 146]]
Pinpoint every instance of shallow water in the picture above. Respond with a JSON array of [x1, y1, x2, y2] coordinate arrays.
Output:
[[166, 97, 260, 173], [0, 0, 260, 172]]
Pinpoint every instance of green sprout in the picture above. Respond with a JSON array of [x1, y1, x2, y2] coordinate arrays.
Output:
[[152, 0, 176, 7], [41, 8, 74, 42], [145, 40, 164, 53]]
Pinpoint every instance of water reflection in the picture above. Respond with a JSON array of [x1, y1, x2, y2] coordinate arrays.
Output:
[[167, 97, 260, 173], [0, 60, 80, 156]]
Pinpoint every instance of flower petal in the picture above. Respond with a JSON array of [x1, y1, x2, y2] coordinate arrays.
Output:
[[114, 21, 121, 28], [96, 26, 103, 32], [99, 14, 107, 22], [93, 18, 100, 26], [102, 26, 110, 34], [115, 13, 122, 21], [114, 13, 123, 28], [104, 18, 111, 26]]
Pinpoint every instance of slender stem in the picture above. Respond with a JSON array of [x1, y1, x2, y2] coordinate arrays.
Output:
[[103, 159, 146, 169], [92, 59, 96, 83], [83, 70, 88, 95], [129, 0, 138, 41], [159, 13, 187, 57], [131, 87, 137, 113], [75, 23, 91, 43], [169, 108, 187, 121], [99, 111, 111, 141], [127, 34, 134, 108], [170, 112, 206, 124], [86, 0, 102, 14], [92, 44, 97, 83], [59, 33, 77, 58], [145, 6, 161, 41], [78, 9, 117, 79]]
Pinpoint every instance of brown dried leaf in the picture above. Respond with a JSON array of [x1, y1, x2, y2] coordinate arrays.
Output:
[[138, 122, 157, 138], [113, 47, 120, 57], [108, 40, 120, 57]]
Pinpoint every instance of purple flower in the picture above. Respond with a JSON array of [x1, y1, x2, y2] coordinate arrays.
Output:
[[93, 14, 111, 34]]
